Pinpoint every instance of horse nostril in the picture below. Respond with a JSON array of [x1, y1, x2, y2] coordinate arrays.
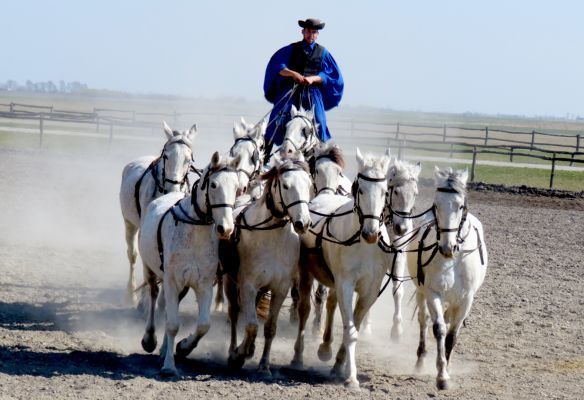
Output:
[[294, 220, 304, 231], [217, 225, 225, 235]]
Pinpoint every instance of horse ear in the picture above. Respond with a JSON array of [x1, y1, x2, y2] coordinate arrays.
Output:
[[459, 169, 469, 186], [163, 121, 173, 139], [211, 151, 221, 168], [240, 116, 247, 127], [355, 147, 364, 169], [290, 104, 299, 117], [412, 162, 422, 179], [187, 124, 198, 141], [230, 153, 242, 169], [233, 120, 244, 138], [434, 166, 447, 185]]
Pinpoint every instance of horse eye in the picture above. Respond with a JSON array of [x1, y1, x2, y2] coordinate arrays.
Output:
[[315, 170, 319, 175], [459, 205, 464, 210], [210, 182, 217, 189], [359, 189, 363, 195], [283, 184, 290, 190]]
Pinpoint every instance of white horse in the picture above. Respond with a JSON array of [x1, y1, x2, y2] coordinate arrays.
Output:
[[137, 151, 241, 376], [276, 105, 320, 161], [291, 148, 391, 390], [223, 155, 312, 377], [230, 117, 267, 195], [290, 142, 351, 331], [382, 158, 421, 339], [407, 167, 488, 390], [119, 121, 197, 303]]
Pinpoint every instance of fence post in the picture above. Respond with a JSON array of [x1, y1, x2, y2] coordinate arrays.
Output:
[[471, 147, 477, 182], [442, 124, 447, 142], [484, 126, 489, 146], [39, 113, 44, 148], [108, 122, 114, 150], [509, 147, 514, 162], [549, 153, 556, 190], [395, 122, 400, 140], [397, 141, 403, 160], [9, 102, 14, 113], [531, 130, 536, 149], [576, 134, 581, 153]]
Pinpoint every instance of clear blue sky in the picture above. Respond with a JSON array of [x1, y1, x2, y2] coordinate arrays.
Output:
[[2, 0, 583, 117]]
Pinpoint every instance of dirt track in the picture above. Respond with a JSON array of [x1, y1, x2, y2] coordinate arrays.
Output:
[[0, 147, 583, 399]]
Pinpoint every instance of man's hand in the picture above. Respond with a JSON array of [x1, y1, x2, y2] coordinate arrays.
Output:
[[304, 75, 323, 85], [280, 68, 307, 84]]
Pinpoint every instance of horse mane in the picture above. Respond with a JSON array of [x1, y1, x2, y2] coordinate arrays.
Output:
[[258, 159, 309, 201], [388, 161, 418, 187], [436, 168, 467, 195], [321, 144, 345, 169]]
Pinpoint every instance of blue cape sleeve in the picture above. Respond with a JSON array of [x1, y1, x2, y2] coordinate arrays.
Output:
[[263, 45, 293, 103], [317, 49, 344, 111]]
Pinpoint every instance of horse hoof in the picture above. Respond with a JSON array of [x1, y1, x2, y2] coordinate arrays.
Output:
[[437, 378, 450, 390], [289, 359, 304, 370], [214, 302, 224, 313], [362, 324, 372, 336], [390, 325, 403, 342], [160, 366, 179, 378], [415, 357, 425, 372], [344, 378, 360, 391], [257, 365, 272, 380], [317, 343, 332, 362], [175, 339, 192, 360], [228, 354, 245, 370], [141, 335, 157, 353]]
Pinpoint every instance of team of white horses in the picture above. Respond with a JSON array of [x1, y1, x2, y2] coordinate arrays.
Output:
[[119, 106, 488, 391]]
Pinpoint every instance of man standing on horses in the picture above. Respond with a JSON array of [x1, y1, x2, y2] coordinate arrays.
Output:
[[263, 18, 344, 163]]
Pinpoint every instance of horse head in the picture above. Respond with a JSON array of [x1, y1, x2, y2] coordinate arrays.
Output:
[[161, 121, 197, 194], [387, 159, 421, 236], [261, 150, 312, 234], [281, 105, 318, 157], [311, 142, 346, 196], [199, 151, 241, 240], [353, 148, 391, 244], [231, 117, 267, 195], [433, 167, 469, 258]]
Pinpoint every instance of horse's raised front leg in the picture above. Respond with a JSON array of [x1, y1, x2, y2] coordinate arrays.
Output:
[[124, 219, 139, 304], [391, 252, 406, 340], [176, 283, 213, 359], [258, 286, 289, 378], [291, 272, 314, 369], [312, 283, 328, 336], [317, 288, 337, 362], [228, 282, 258, 370], [140, 264, 159, 354], [160, 279, 181, 377], [427, 293, 449, 390], [415, 289, 429, 371]]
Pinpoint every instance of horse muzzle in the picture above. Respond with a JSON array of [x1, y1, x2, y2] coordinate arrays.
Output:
[[216, 224, 234, 240], [293, 219, 309, 234], [438, 243, 458, 258], [361, 229, 379, 244]]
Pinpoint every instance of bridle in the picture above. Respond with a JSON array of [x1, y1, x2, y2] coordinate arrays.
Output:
[[432, 186, 469, 247], [352, 173, 388, 227], [155, 137, 194, 194], [229, 136, 264, 183], [283, 114, 318, 156], [266, 165, 310, 219], [310, 153, 349, 196]]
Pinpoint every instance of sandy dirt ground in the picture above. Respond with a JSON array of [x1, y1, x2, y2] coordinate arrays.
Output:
[[0, 144, 583, 400]]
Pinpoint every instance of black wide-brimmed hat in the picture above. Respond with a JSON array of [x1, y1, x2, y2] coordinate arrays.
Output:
[[298, 18, 325, 30]]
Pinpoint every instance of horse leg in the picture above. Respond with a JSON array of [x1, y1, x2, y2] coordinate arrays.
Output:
[[317, 288, 337, 362], [390, 252, 406, 341], [160, 279, 181, 377], [289, 277, 299, 325], [176, 283, 213, 359], [124, 219, 139, 304], [214, 267, 225, 312], [140, 265, 159, 353], [415, 290, 429, 371], [361, 311, 372, 335], [228, 283, 257, 370], [445, 296, 474, 365], [258, 287, 288, 377], [427, 293, 449, 390], [224, 274, 240, 355], [331, 281, 359, 390], [291, 272, 314, 369], [311, 283, 328, 336]]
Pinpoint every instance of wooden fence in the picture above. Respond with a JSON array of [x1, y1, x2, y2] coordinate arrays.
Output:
[[1, 102, 583, 189]]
